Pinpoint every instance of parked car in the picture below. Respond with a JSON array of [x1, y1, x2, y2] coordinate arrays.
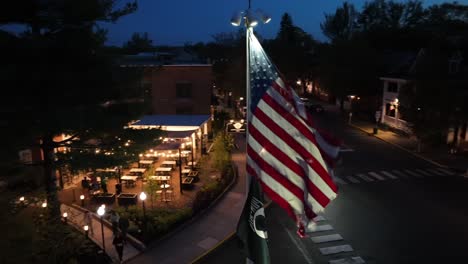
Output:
[[308, 104, 325, 113], [300, 97, 313, 108]]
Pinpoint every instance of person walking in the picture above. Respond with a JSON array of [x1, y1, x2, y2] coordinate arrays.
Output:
[[81, 176, 90, 192], [101, 177, 108, 193], [112, 231, 124, 263], [118, 215, 130, 244], [83, 210, 94, 235], [109, 210, 120, 236]]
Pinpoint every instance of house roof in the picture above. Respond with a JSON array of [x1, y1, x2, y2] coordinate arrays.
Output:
[[131, 115, 210, 127], [118, 48, 210, 67]]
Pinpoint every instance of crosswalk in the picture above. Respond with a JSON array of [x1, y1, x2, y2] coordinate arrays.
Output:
[[308, 215, 365, 263], [334, 167, 457, 185]]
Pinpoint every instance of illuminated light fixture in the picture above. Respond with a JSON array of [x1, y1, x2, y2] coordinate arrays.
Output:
[[231, 11, 243, 26], [139, 192, 147, 201], [42, 202, 47, 208], [240, 119, 245, 123], [239, 97, 244, 101], [63, 212, 68, 218], [230, 119, 234, 123], [19, 196, 25, 202], [84, 225, 89, 231], [257, 9, 271, 24], [246, 9, 258, 27]]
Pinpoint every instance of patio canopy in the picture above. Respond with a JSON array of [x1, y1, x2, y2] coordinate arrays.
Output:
[[129, 115, 210, 131]]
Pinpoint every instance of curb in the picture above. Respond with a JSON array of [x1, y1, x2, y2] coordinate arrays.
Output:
[[190, 231, 237, 264], [190, 200, 273, 263], [348, 123, 447, 168], [124, 161, 239, 263]]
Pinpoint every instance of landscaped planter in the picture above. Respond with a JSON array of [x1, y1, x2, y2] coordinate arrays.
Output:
[[93, 193, 115, 204], [117, 193, 137, 206]]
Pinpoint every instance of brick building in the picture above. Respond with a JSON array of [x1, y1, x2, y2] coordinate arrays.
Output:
[[120, 50, 214, 115]]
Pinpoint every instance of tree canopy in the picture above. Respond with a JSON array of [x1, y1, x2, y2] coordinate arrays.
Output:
[[0, 0, 150, 219], [123, 32, 154, 54]]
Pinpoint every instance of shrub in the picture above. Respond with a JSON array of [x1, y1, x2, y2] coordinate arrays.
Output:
[[191, 164, 235, 215]]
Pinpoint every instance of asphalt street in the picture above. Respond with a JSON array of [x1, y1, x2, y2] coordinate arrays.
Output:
[[200, 103, 468, 264]]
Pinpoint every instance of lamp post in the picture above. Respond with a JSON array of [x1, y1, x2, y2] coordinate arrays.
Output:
[[80, 194, 85, 207], [19, 196, 25, 207], [62, 212, 68, 224], [97, 206, 106, 254], [139, 192, 147, 219], [191, 136, 195, 171], [394, 98, 399, 129], [178, 147, 183, 194], [84, 225, 89, 238]]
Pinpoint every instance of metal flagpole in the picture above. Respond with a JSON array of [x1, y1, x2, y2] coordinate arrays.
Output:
[[245, 19, 252, 192]]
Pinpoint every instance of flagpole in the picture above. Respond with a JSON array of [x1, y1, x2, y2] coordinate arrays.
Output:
[[245, 23, 252, 189]]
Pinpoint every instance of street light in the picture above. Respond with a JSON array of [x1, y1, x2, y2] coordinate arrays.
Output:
[[80, 194, 85, 207], [191, 135, 195, 171], [139, 192, 147, 219], [62, 212, 68, 224], [84, 225, 89, 238], [97, 206, 106, 254], [394, 98, 399, 128], [178, 146, 183, 194]]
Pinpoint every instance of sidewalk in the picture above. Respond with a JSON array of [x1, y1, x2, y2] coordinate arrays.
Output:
[[349, 118, 467, 172]]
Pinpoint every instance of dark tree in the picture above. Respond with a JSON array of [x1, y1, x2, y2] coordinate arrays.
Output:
[[123, 32, 155, 54], [0, 0, 139, 219]]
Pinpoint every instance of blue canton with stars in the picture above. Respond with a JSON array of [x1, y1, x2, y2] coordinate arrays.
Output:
[[249, 32, 280, 120]]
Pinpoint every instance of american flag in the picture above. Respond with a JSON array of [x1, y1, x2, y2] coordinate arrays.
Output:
[[246, 30, 340, 237]]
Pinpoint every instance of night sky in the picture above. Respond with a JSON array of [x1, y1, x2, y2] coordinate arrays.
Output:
[[103, 0, 455, 46]]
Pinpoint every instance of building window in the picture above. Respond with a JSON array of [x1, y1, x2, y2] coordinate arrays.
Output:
[[176, 82, 192, 98], [449, 60, 460, 74], [387, 82, 398, 93], [385, 103, 396, 117]]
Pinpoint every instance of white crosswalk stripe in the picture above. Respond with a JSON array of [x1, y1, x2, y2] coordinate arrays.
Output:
[[414, 169, 433, 177], [391, 170, 410, 179], [368, 171, 385, 181], [320, 244, 354, 255], [356, 173, 375, 182], [337, 168, 457, 185], [346, 176, 360, 184], [334, 177, 348, 185], [380, 170, 398, 180], [313, 215, 327, 222], [307, 224, 334, 233], [404, 169, 424, 178], [311, 234, 343, 244], [425, 168, 446, 176], [329, 256, 366, 264], [435, 167, 455, 175]]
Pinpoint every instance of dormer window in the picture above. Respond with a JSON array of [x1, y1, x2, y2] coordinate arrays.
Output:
[[449, 51, 462, 74], [387, 82, 398, 93], [449, 59, 461, 74]]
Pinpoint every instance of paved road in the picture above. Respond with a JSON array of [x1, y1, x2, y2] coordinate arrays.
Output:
[[200, 103, 468, 264]]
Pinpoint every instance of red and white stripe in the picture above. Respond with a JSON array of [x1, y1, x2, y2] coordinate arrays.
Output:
[[247, 77, 339, 236]]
